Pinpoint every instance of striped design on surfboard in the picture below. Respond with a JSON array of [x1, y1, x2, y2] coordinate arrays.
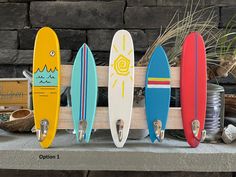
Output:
[[194, 32, 198, 121], [147, 77, 170, 88], [80, 44, 88, 121]]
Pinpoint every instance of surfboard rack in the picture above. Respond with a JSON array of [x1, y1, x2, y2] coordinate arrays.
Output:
[[58, 65, 182, 130]]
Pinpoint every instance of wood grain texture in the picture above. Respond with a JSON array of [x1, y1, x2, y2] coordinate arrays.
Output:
[[58, 107, 182, 129], [60, 65, 182, 130], [0, 79, 29, 108], [61, 65, 180, 88]]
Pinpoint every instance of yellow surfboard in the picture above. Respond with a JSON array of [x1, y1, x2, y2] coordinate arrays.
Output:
[[32, 27, 60, 148]]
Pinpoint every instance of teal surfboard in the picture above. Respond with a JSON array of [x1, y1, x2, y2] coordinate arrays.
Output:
[[145, 46, 171, 143], [71, 43, 98, 143]]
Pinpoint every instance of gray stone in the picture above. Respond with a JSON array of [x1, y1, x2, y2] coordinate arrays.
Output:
[[14, 65, 31, 77], [19, 29, 86, 50], [18, 29, 37, 49], [146, 29, 176, 48], [1, 130, 236, 171], [205, 0, 236, 6], [131, 30, 148, 51], [9, 0, 54, 2], [156, 0, 205, 6], [0, 64, 29, 78], [146, 29, 160, 45], [0, 169, 88, 177], [30, 1, 125, 28], [88, 171, 232, 177], [0, 50, 72, 65], [57, 30, 86, 50], [14, 50, 34, 64], [87, 30, 115, 51], [125, 7, 185, 28], [92, 52, 110, 65], [54, 0, 118, 2], [0, 49, 17, 64], [0, 3, 27, 29], [0, 31, 18, 49], [125, 6, 219, 28], [88, 30, 148, 51], [0, 65, 16, 78], [127, 0, 156, 6], [221, 7, 236, 27], [127, 0, 205, 6]]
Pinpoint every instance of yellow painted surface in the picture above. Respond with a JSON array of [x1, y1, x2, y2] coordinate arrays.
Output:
[[148, 77, 170, 81], [0, 79, 29, 108], [32, 27, 60, 148]]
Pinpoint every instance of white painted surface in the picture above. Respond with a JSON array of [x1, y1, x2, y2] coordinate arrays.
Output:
[[108, 30, 134, 148]]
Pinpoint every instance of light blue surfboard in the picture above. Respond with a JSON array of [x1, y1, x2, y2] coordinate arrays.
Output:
[[145, 46, 171, 143], [71, 43, 98, 143]]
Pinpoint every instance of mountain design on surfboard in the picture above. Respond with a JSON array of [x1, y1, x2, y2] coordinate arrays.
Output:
[[34, 65, 58, 87]]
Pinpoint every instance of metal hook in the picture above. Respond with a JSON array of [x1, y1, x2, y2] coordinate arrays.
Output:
[[192, 120, 206, 142], [36, 119, 49, 142], [192, 120, 200, 138], [78, 120, 87, 142], [201, 129, 206, 142], [160, 130, 165, 142], [116, 119, 124, 142], [153, 120, 164, 141]]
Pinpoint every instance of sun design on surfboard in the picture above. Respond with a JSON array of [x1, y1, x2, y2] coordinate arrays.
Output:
[[111, 35, 134, 97]]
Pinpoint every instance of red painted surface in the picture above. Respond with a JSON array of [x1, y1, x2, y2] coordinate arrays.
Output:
[[181, 32, 207, 148], [147, 81, 170, 85]]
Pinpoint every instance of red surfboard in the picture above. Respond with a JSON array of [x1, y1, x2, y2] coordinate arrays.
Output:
[[181, 32, 207, 148]]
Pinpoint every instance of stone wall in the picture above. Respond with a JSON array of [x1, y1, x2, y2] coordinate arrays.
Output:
[[0, 0, 236, 176], [0, 169, 233, 177], [0, 0, 235, 83]]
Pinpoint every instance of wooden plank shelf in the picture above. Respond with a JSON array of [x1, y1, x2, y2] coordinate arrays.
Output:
[[58, 107, 182, 129], [59, 65, 182, 130], [61, 65, 180, 88]]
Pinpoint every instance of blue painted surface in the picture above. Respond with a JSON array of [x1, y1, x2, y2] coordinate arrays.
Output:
[[145, 46, 171, 143], [33, 65, 58, 86], [71, 44, 98, 143]]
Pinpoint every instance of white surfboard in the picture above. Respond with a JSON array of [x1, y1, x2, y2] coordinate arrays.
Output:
[[108, 30, 134, 148]]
